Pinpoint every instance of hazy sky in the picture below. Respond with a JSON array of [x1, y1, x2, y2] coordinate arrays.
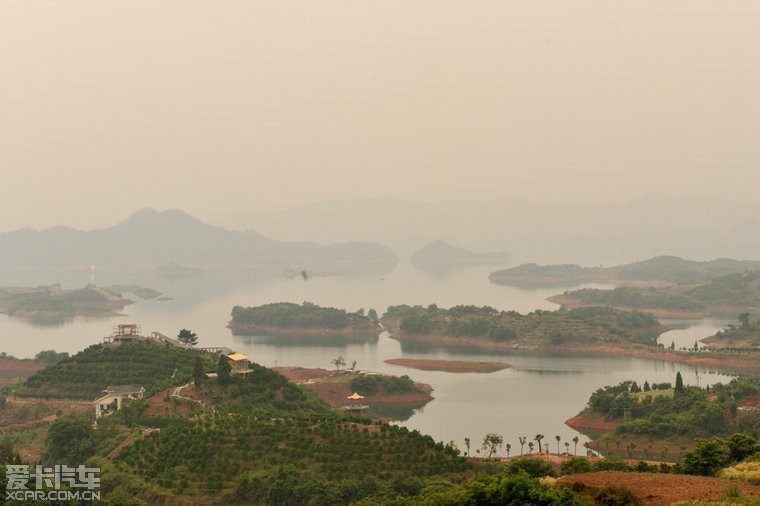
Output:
[[1, 1, 759, 231]]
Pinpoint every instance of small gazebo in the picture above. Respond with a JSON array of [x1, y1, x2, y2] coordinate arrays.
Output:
[[344, 392, 369, 411]]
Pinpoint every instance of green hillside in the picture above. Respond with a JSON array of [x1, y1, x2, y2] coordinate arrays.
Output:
[[15, 341, 210, 399]]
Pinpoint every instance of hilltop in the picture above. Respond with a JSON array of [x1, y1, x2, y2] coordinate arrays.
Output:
[[0, 208, 398, 267]]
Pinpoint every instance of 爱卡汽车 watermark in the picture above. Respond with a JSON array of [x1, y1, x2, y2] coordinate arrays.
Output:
[[5, 464, 100, 501]]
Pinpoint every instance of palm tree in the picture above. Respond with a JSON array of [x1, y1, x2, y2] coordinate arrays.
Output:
[[564, 442, 570, 455], [534, 434, 544, 454], [518, 436, 527, 455], [572, 436, 579, 456], [555, 435, 561, 454]]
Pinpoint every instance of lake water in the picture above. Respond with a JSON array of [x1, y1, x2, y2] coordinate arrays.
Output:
[[0, 261, 737, 456]]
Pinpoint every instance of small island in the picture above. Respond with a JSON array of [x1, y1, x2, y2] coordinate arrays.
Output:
[[384, 358, 511, 373], [0, 284, 135, 320], [228, 301, 381, 339]]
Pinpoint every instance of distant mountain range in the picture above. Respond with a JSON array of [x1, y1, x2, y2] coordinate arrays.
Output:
[[490, 255, 760, 287], [0, 208, 398, 267], [216, 195, 760, 265]]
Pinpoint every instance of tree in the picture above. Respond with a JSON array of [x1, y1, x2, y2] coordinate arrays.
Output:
[[528, 442, 534, 454], [534, 434, 544, 454], [177, 328, 198, 346], [727, 433, 760, 462], [505, 443, 511, 458], [682, 437, 731, 476], [46, 416, 97, 463], [351, 360, 357, 371], [739, 312, 750, 328], [217, 355, 232, 386], [675, 371, 684, 393], [193, 356, 204, 387], [572, 436, 580, 456], [643, 380, 651, 392], [482, 433, 503, 458], [331, 355, 346, 372], [368, 309, 378, 323], [464, 437, 471, 457], [564, 442, 570, 454], [519, 436, 527, 455]]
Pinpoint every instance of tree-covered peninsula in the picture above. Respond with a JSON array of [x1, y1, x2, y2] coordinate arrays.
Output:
[[549, 271, 760, 318], [382, 304, 664, 353]]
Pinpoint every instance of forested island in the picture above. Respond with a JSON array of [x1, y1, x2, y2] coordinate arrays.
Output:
[[549, 271, 760, 318], [228, 301, 381, 338]]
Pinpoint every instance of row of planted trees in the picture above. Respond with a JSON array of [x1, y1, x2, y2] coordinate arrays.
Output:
[[463, 433, 584, 458]]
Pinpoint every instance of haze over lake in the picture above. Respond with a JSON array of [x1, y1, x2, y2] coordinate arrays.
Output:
[[0, 261, 734, 454]]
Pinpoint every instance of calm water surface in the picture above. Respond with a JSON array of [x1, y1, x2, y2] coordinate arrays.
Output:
[[0, 262, 736, 455]]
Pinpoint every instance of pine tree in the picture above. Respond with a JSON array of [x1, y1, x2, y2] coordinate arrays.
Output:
[[177, 329, 198, 346], [675, 371, 684, 393], [218, 355, 232, 386]]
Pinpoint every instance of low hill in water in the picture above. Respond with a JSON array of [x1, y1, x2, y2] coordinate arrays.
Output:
[[412, 240, 511, 265], [0, 284, 133, 321]]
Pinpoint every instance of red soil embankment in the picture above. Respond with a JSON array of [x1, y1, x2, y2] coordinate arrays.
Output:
[[565, 411, 619, 433], [558, 471, 760, 505]]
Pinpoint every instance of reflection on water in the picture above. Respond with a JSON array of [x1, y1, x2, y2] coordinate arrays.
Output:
[[0, 262, 739, 456], [235, 333, 380, 347], [369, 403, 427, 422]]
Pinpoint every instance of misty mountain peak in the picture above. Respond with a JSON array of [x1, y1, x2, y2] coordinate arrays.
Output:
[[115, 208, 207, 231]]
